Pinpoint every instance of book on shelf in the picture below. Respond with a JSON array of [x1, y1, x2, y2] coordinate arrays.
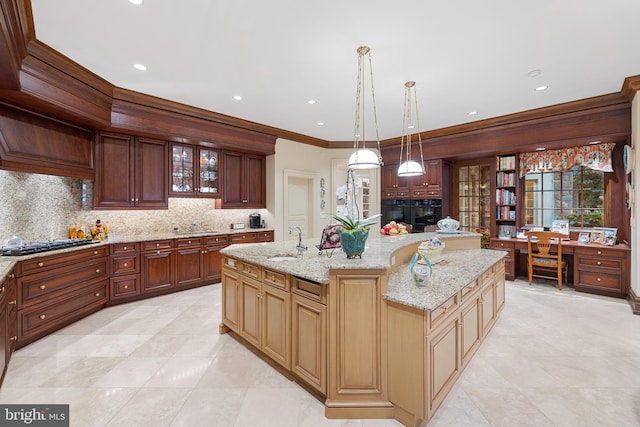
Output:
[[496, 188, 516, 205], [498, 155, 516, 170], [496, 171, 516, 187]]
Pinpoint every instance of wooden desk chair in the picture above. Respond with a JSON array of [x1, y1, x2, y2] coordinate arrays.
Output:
[[527, 231, 568, 290]]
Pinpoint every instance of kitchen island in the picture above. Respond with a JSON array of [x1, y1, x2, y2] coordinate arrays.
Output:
[[220, 231, 506, 426]]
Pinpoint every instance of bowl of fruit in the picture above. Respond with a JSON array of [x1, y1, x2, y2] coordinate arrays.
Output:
[[380, 221, 411, 236]]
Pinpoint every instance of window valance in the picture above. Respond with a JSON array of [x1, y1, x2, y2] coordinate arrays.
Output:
[[518, 143, 615, 177]]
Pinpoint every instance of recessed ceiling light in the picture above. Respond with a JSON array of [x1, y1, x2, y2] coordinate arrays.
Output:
[[307, 100, 316, 105], [528, 69, 543, 78], [468, 111, 478, 116], [317, 122, 324, 126], [536, 147, 546, 151], [133, 63, 146, 71], [534, 85, 548, 91], [233, 95, 242, 101], [129, 0, 143, 5]]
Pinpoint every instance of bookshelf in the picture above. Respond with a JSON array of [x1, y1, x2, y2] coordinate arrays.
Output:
[[495, 154, 518, 238]]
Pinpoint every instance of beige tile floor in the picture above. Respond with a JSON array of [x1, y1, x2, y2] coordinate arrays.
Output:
[[1, 279, 639, 427]]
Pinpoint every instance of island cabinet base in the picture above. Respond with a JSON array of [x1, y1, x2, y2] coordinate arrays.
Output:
[[386, 259, 505, 426]]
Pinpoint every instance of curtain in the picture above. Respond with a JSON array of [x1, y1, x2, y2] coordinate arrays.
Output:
[[518, 143, 615, 177]]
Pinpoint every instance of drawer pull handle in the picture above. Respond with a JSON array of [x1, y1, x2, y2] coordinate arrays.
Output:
[[500, 243, 504, 247], [8, 300, 16, 305], [10, 336, 17, 341], [39, 285, 46, 290], [95, 292, 101, 297], [156, 243, 160, 247], [124, 285, 128, 289], [157, 251, 161, 255], [94, 251, 99, 255], [124, 246, 128, 251], [597, 278, 601, 282], [124, 263, 128, 267], [597, 261, 601, 265], [38, 262, 44, 267], [597, 250, 602, 255], [96, 269, 101, 273], [188, 240, 192, 244], [39, 314, 46, 320]]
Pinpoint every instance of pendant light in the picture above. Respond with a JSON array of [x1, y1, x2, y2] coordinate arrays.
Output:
[[348, 46, 383, 170], [397, 81, 425, 177]]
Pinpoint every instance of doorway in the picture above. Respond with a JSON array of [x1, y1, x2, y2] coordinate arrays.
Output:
[[284, 170, 315, 241]]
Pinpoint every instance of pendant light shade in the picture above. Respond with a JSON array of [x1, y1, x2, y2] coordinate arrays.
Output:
[[348, 46, 382, 170], [398, 81, 425, 177], [398, 159, 424, 177]]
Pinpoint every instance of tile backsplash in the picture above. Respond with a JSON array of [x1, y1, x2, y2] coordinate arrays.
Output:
[[0, 170, 269, 244]]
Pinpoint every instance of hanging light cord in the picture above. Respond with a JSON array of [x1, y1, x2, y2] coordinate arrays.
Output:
[[367, 51, 383, 165]]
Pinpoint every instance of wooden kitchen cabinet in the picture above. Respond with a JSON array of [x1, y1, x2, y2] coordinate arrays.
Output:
[[141, 240, 174, 293], [229, 232, 259, 244], [15, 247, 109, 346], [110, 242, 140, 300], [291, 277, 327, 395], [175, 237, 204, 287], [203, 235, 229, 283], [381, 162, 410, 199], [94, 132, 168, 209], [490, 238, 517, 280], [170, 143, 219, 197], [574, 246, 630, 298], [221, 151, 266, 208], [221, 258, 241, 333]]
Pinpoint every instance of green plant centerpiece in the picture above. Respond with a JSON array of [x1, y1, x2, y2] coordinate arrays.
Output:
[[333, 214, 381, 259]]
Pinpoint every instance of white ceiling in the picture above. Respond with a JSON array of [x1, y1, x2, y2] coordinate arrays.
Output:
[[30, 0, 640, 142]]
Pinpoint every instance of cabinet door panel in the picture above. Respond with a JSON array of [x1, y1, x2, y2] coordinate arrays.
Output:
[[136, 137, 168, 208], [245, 154, 265, 207], [222, 151, 244, 207], [427, 315, 460, 416], [292, 294, 326, 394], [481, 284, 495, 335], [94, 133, 134, 207], [262, 285, 290, 369], [175, 247, 203, 287], [460, 299, 481, 367], [240, 277, 261, 347], [221, 269, 240, 333], [203, 246, 224, 283], [142, 251, 173, 292]]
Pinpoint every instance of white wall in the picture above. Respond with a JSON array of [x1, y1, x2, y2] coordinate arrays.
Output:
[[268, 138, 380, 242]]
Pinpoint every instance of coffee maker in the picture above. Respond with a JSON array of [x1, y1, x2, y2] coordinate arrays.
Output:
[[249, 212, 262, 228]]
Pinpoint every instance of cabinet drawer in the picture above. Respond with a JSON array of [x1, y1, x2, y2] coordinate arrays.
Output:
[[429, 294, 459, 331], [176, 237, 203, 248], [491, 240, 515, 250], [574, 246, 626, 259], [425, 189, 441, 198], [263, 268, 289, 291], [460, 280, 480, 304], [110, 274, 140, 299], [257, 231, 274, 242], [410, 189, 427, 198], [111, 254, 139, 275], [292, 276, 327, 305], [142, 240, 174, 251], [240, 261, 260, 279], [19, 281, 108, 341], [110, 243, 138, 255], [230, 233, 258, 244], [576, 270, 621, 291], [577, 256, 621, 269], [18, 259, 109, 307], [18, 245, 108, 275], [205, 235, 229, 246], [222, 256, 238, 271]]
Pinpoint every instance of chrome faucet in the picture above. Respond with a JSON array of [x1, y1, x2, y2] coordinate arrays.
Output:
[[290, 226, 308, 256]]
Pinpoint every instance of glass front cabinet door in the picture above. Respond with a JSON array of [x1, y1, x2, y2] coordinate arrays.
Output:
[[170, 143, 219, 197]]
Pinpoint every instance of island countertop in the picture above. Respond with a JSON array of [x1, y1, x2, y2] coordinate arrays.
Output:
[[220, 230, 487, 288]]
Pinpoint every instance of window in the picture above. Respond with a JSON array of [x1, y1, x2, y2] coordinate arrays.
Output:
[[523, 166, 604, 228]]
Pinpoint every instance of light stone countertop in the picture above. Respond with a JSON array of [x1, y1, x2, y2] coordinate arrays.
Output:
[[385, 249, 507, 310], [220, 231, 484, 286]]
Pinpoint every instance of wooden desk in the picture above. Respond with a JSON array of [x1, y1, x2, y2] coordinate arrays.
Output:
[[490, 237, 631, 298]]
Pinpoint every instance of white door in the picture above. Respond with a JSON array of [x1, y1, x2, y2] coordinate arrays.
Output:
[[284, 172, 315, 241]]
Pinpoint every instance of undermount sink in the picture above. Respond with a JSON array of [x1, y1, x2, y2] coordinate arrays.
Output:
[[267, 255, 299, 262]]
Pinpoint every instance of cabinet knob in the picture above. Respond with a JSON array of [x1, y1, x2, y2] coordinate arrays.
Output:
[[95, 292, 101, 297], [597, 278, 601, 282], [131, 198, 134, 202], [38, 262, 44, 267], [8, 300, 16, 305], [96, 269, 101, 273], [597, 250, 602, 255], [10, 336, 17, 341], [39, 285, 46, 290], [157, 251, 161, 255], [124, 285, 129, 289], [9, 273, 14, 279], [124, 263, 128, 267], [156, 243, 160, 247], [124, 246, 128, 251], [188, 240, 192, 244], [94, 250, 99, 255], [39, 314, 46, 320], [500, 243, 504, 247], [135, 198, 139, 202], [597, 261, 601, 265]]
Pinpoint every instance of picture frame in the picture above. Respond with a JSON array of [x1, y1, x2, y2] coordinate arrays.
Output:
[[551, 220, 570, 236], [603, 236, 616, 246], [593, 227, 617, 240], [316, 224, 342, 257], [578, 231, 590, 244], [590, 230, 605, 244]]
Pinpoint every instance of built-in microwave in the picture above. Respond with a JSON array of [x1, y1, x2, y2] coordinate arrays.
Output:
[[410, 199, 442, 232]]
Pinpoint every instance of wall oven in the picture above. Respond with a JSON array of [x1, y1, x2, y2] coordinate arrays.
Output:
[[381, 199, 411, 226], [410, 199, 442, 232]]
